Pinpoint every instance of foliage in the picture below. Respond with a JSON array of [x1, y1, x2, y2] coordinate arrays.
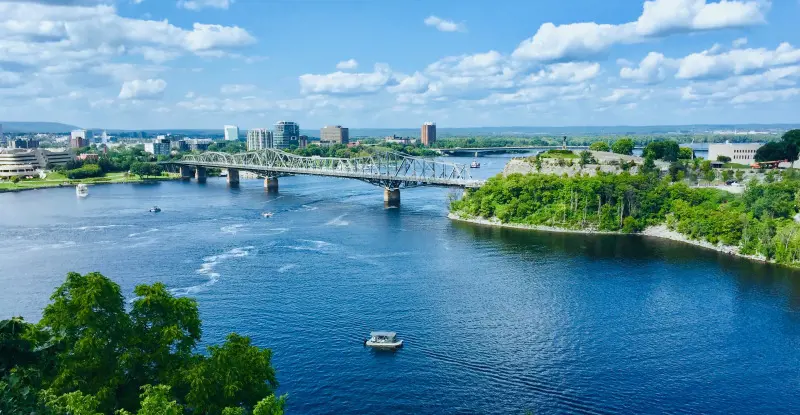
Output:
[[1, 273, 284, 415], [716, 155, 732, 163], [66, 164, 104, 180], [755, 130, 800, 162], [678, 147, 693, 160], [451, 169, 800, 265], [578, 151, 596, 167], [589, 142, 610, 152], [611, 138, 635, 155], [129, 162, 163, 179], [643, 141, 679, 162]]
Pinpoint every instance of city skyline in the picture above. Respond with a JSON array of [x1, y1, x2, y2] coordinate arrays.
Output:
[[0, 1, 799, 129]]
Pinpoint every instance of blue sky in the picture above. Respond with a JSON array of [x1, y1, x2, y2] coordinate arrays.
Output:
[[0, 0, 799, 130]]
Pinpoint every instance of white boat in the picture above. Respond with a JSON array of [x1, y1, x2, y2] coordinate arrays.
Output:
[[149, 206, 161, 213], [470, 160, 481, 168], [261, 212, 273, 218], [76, 184, 88, 197], [365, 331, 403, 349]]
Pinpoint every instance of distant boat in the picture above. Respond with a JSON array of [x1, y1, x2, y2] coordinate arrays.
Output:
[[76, 184, 88, 198], [149, 206, 161, 213], [261, 212, 273, 218], [364, 331, 403, 349], [470, 160, 481, 168]]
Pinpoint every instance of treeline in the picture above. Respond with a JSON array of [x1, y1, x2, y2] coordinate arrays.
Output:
[[58, 146, 165, 180], [0, 272, 285, 415], [451, 169, 800, 265]]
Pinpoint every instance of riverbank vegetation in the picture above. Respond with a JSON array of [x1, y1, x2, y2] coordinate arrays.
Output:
[[451, 132, 800, 266], [0, 272, 285, 415]]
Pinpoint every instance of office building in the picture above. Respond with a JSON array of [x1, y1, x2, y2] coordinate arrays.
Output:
[[224, 125, 240, 141], [0, 148, 72, 178], [247, 128, 273, 151], [708, 142, 763, 165], [70, 129, 92, 148], [421, 122, 436, 147], [171, 140, 189, 152], [9, 139, 40, 149], [0, 124, 4, 147], [320, 125, 349, 146], [384, 135, 416, 145], [186, 139, 213, 152], [144, 137, 171, 157], [274, 121, 300, 149], [299, 135, 309, 149]]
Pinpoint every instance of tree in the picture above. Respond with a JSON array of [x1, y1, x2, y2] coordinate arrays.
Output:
[[716, 155, 731, 163], [782, 129, 800, 148], [735, 170, 745, 182], [641, 155, 657, 175], [186, 334, 279, 414], [589, 142, 610, 152], [578, 150, 595, 167], [643, 141, 679, 162], [678, 147, 693, 160], [130, 162, 163, 179], [755, 141, 792, 162], [117, 385, 183, 415], [722, 170, 734, 182], [703, 169, 716, 184], [41, 272, 130, 410], [611, 138, 635, 155]]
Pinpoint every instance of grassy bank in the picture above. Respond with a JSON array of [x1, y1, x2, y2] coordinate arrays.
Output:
[[450, 171, 800, 267], [0, 172, 181, 192]]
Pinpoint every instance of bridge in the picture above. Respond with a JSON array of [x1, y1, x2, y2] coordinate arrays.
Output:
[[166, 148, 483, 205], [434, 146, 589, 156]]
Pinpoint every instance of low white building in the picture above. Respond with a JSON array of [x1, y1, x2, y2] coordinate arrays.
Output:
[[707, 142, 762, 165]]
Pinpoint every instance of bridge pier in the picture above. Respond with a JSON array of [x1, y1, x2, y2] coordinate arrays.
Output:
[[227, 169, 239, 186], [195, 167, 207, 183], [384, 188, 400, 207], [264, 177, 279, 192], [180, 166, 193, 180]]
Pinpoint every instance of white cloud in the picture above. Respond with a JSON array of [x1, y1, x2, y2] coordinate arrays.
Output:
[[602, 88, 645, 103], [733, 37, 748, 48], [118, 79, 167, 99], [424, 15, 466, 32], [731, 88, 800, 104], [524, 62, 601, 85], [0, 70, 24, 87], [177, 0, 232, 11], [619, 52, 674, 83], [512, 0, 768, 62], [677, 42, 800, 79], [299, 64, 393, 95], [388, 72, 429, 94], [220, 84, 256, 94], [336, 59, 358, 70]]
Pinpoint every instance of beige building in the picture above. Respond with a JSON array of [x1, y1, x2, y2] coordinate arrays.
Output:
[[247, 128, 273, 150], [421, 122, 436, 147], [0, 148, 72, 178], [708, 142, 762, 165], [320, 125, 349, 146]]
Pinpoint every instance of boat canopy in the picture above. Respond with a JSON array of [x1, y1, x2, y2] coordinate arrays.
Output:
[[370, 331, 396, 338]]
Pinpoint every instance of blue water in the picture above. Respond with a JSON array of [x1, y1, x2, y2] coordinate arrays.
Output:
[[1, 154, 798, 414]]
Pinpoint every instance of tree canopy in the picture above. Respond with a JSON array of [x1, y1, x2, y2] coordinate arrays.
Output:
[[611, 138, 635, 155], [1, 273, 285, 415], [755, 129, 800, 162], [589, 142, 610, 152]]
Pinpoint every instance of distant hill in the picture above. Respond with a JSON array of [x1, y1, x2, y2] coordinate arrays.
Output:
[[1, 122, 80, 133]]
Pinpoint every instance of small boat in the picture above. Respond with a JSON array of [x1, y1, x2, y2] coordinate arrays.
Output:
[[261, 212, 273, 218], [149, 206, 161, 213], [365, 331, 403, 349], [470, 161, 481, 168], [76, 184, 88, 197]]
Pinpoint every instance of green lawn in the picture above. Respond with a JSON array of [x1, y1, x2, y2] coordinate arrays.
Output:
[[0, 172, 180, 192], [722, 162, 751, 169]]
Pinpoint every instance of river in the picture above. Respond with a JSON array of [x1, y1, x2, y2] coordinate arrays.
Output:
[[1, 153, 798, 414]]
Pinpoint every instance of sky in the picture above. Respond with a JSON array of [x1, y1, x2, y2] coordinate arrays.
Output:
[[0, 0, 799, 130]]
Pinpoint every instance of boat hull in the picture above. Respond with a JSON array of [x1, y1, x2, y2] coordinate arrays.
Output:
[[365, 339, 403, 349]]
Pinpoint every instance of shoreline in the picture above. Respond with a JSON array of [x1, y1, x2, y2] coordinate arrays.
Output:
[[448, 213, 770, 264], [0, 176, 182, 193]]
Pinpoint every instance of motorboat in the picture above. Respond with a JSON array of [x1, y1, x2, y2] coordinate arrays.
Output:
[[365, 331, 403, 349], [261, 212, 273, 218], [149, 206, 161, 213], [76, 184, 88, 197], [470, 160, 481, 168]]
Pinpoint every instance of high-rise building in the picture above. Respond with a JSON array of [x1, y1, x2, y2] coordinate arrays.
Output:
[[224, 125, 240, 141], [298, 135, 309, 149], [70, 129, 91, 148], [9, 139, 40, 149], [144, 137, 171, 157], [247, 128, 273, 150], [0, 124, 5, 147], [320, 125, 349, 146], [421, 122, 436, 147], [274, 121, 300, 149]]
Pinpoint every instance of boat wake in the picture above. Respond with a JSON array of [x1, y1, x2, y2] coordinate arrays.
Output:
[[283, 239, 334, 253], [325, 214, 350, 226], [73, 224, 130, 231], [221, 224, 246, 235], [128, 228, 159, 238], [278, 264, 297, 273], [170, 246, 256, 297]]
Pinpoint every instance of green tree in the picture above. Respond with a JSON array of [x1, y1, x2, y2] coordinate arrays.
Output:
[[41, 272, 130, 410], [41, 390, 102, 415], [589, 142, 610, 152], [578, 150, 595, 167], [716, 155, 731, 163], [678, 147, 693, 160], [735, 170, 745, 182], [611, 138, 635, 155], [755, 141, 792, 162], [641, 155, 657, 175], [722, 170, 734, 182], [186, 334, 279, 414], [703, 169, 717, 184], [117, 385, 183, 415], [253, 394, 287, 415]]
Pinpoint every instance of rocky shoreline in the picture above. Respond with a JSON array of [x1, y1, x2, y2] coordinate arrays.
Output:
[[448, 213, 769, 264]]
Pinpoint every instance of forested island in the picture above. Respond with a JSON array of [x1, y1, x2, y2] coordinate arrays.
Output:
[[0, 273, 285, 415], [451, 131, 800, 267]]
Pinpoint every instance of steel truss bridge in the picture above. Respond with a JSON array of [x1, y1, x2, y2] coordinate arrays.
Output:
[[167, 148, 484, 190]]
